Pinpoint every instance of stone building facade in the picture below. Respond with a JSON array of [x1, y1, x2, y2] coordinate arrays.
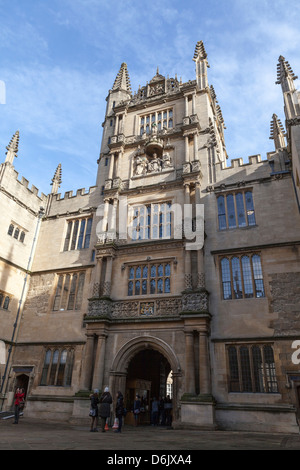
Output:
[[0, 41, 300, 433]]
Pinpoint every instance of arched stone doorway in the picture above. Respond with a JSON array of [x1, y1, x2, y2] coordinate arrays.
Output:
[[126, 349, 171, 424], [109, 335, 182, 425]]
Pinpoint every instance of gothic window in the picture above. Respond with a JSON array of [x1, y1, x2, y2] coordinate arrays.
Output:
[[127, 262, 171, 296], [53, 272, 86, 311], [19, 231, 25, 243], [227, 344, 278, 393], [220, 254, 265, 300], [3, 296, 10, 310], [217, 191, 256, 230], [130, 202, 172, 241], [7, 224, 14, 236], [40, 348, 74, 387], [63, 217, 93, 251], [0, 291, 11, 310], [14, 227, 20, 240]]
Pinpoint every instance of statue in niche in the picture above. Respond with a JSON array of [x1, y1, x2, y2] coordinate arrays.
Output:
[[162, 152, 173, 169], [148, 152, 162, 172], [134, 155, 147, 175]]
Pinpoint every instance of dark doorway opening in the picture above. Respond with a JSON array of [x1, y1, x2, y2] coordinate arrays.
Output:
[[15, 374, 29, 399], [125, 348, 172, 425]]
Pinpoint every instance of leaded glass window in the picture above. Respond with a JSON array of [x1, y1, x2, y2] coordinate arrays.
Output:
[[53, 272, 85, 311], [227, 344, 278, 393], [217, 191, 256, 230], [220, 254, 265, 300], [127, 262, 171, 296], [63, 217, 93, 251], [40, 348, 74, 387]]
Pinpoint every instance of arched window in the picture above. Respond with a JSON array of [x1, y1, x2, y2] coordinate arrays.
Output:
[[226, 194, 236, 228], [263, 345, 278, 392], [14, 227, 20, 240], [128, 281, 133, 296], [236, 192, 246, 227], [40, 350, 51, 386], [241, 256, 253, 298], [19, 231, 25, 243], [252, 254, 265, 298], [231, 257, 242, 299], [49, 349, 59, 385], [40, 349, 73, 387], [228, 346, 239, 392], [217, 196, 226, 230], [3, 296, 10, 310], [8, 224, 14, 236], [221, 258, 232, 299]]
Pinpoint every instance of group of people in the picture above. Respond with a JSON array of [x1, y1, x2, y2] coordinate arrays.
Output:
[[89, 387, 125, 433], [150, 395, 172, 427]]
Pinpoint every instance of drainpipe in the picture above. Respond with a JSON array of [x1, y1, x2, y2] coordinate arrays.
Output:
[[0, 206, 45, 407]]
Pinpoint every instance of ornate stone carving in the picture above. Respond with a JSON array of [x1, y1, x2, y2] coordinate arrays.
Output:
[[87, 299, 112, 318], [133, 151, 174, 176], [182, 291, 209, 312], [182, 162, 191, 174], [184, 273, 193, 290]]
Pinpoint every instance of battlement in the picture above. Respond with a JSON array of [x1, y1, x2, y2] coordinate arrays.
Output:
[[53, 185, 98, 201], [220, 154, 265, 170], [0, 164, 48, 202]]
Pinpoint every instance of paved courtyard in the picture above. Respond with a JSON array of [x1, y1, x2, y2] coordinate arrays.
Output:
[[0, 415, 300, 452]]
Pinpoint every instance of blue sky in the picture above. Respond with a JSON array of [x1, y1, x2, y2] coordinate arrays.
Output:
[[0, 0, 300, 195]]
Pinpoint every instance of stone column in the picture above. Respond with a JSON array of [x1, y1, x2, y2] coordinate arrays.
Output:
[[185, 135, 189, 163], [185, 330, 196, 394], [192, 93, 196, 114], [102, 198, 110, 232], [114, 115, 119, 135], [108, 153, 115, 180], [184, 95, 189, 116], [109, 198, 118, 235], [184, 183, 190, 205], [80, 334, 95, 391], [92, 333, 107, 391], [103, 256, 113, 296], [193, 132, 198, 161], [199, 330, 211, 395]]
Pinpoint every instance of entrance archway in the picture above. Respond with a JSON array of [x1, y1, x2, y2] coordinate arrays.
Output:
[[110, 335, 181, 425], [126, 349, 171, 424]]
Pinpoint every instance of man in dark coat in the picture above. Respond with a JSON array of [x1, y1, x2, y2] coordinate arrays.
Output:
[[99, 387, 112, 432], [115, 391, 125, 433]]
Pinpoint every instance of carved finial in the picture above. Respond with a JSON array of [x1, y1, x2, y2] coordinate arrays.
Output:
[[276, 56, 298, 92], [112, 62, 132, 93], [5, 130, 19, 165], [193, 41, 210, 89], [51, 163, 62, 194], [193, 40, 208, 61], [269, 113, 286, 149]]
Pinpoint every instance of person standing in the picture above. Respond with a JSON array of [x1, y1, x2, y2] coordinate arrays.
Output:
[[89, 389, 99, 432], [133, 394, 141, 426], [99, 387, 112, 432], [114, 391, 124, 433], [13, 387, 25, 424], [151, 397, 159, 426]]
